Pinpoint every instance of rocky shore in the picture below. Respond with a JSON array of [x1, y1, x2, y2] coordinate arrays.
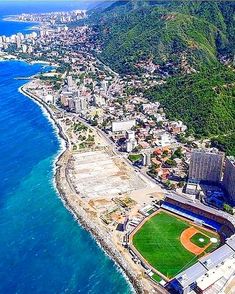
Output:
[[19, 84, 146, 294]]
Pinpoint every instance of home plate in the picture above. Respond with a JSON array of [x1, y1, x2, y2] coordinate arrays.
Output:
[[210, 238, 218, 243], [199, 238, 204, 243]]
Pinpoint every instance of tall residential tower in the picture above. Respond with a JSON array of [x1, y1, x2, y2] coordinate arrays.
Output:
[[188, 150, 224, 183], [222, 156, 235, 204]]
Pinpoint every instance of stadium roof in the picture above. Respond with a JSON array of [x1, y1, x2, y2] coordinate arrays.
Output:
[[199, 244, 234, 270], [165, 192, 235, 227], [226, 235, 235, 251], [175, 262, 207, 289]]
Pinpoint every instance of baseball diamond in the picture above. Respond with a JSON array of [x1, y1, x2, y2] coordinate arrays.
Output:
[[131, 210, 220, 279]]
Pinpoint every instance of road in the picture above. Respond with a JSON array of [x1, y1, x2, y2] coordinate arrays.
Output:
[[73, 115, 160, 187]]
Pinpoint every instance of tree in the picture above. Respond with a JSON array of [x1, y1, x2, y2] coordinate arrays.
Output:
[[223, 204, 234, 215]]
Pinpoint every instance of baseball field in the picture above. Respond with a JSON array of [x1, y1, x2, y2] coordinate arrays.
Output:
[[132, 211, 220, 279]]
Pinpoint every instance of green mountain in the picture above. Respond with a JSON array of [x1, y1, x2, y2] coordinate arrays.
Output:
[[145, 65, 235, 138], [90, 1, 234, 74], [88, 1, 235, 155]]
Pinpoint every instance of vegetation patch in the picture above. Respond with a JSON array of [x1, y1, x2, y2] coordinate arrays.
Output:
[[146, 66, 235, 142], [151, 273, 162, 283], [128, 154, 143, 162]]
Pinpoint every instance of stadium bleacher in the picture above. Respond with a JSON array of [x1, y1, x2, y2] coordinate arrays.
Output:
[[162, 202, 222, 231]]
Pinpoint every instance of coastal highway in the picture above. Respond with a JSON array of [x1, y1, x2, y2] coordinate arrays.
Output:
[[56, 103, 163, 188], [72, 115, 160, 187]]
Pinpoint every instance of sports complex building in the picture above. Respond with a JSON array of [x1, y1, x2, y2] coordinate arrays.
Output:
[[127, 193, 235, 294]]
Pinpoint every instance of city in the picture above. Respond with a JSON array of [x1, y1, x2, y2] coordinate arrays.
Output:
[[0, 3, 235, 294]]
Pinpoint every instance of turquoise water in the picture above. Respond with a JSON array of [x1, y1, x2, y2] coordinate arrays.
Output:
[[0, 3, 132, 294]]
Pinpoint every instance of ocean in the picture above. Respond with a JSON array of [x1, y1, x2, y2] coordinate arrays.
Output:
[[0, 2, 132, 294]]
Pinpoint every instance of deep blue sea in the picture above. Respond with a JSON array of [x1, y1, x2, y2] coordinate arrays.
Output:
[[0, 2, 132, 294]]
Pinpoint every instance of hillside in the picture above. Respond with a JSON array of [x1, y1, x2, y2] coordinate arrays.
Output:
[[88, 1, 235, 155], [145, 65, 235, 137], [90, 1, 234, 74]]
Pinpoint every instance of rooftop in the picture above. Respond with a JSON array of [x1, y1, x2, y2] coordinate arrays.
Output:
[[200, 244, 234, 270], [175, 262, 207, 288]]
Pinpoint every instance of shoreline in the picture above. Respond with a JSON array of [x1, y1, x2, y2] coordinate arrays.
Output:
[[3, 16, 41, 24], [18, 84, 142, 294], [0, 56, 58, 67]]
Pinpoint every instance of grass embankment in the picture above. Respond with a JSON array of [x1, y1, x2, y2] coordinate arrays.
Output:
[[128, 154, 143, 162]]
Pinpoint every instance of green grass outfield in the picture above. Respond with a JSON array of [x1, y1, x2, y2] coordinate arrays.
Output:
[[132, 211, 219, 279]]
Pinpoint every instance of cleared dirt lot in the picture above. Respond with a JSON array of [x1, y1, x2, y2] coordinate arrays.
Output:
[[68, 150, 147, 199]]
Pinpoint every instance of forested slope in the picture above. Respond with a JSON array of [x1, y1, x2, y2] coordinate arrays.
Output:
[[88, 1, 235, 154]]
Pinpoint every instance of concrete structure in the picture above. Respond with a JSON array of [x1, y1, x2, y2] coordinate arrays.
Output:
[[68, 98, 75, 111], [142, 151, 151, 166], [28, 45, 33, 54], [45, 94, 54, 104], [126, 130, 137, 152], [16, 35, 21, 48], [101, 80, 108, 95], [172, 241, 235, 294], [67, 75, 74, 90], [75, 96, 88, 113], [189, 150, 224, 184], [185, 182, 199, 196], [22, 44, 27, 53], [222, 156, 235, 204], [127, 130, 135, 140], [157, 133, 172, 147], [112, 119, 136, 133], [126, 140, 137, 153], [68, 150, 145, 199], [94, 94, 105, 107]]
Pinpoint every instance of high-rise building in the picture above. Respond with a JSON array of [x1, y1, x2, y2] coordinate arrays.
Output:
[[31, 32, 37, 39], [22, 44, 27, 53], [16, 36, 21, 48], [188, 149, 224, 183], [126, 139, 137, 153], [28, 46, 33, 54], [101, 80, 108, 95], [94, 94, 105, 106], [126, 130, 137, 152], [67, 75, 73, 88], [68, 98, 75, 111], [17, 32, 24, 41], [112, 119, 136, 133], [222, 156, 235, 204], [75, 96, 88, 113]]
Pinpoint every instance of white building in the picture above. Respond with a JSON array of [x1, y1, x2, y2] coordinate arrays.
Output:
[[31, 32, 37, 39], [126, 139, 137, 153], [28, 46, 33, 54], [45, 94, 54, 104], [22, 44, 27, 53], [16, 36, 21, 48], [112, 119, 136, 133], [75, 96, 88, 113], [94, 94, 105, 107], [127, 130, 135, 140], [157, 132, 172, 147], [142, 152, 151, 166], [67, 75, 73, 88]]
